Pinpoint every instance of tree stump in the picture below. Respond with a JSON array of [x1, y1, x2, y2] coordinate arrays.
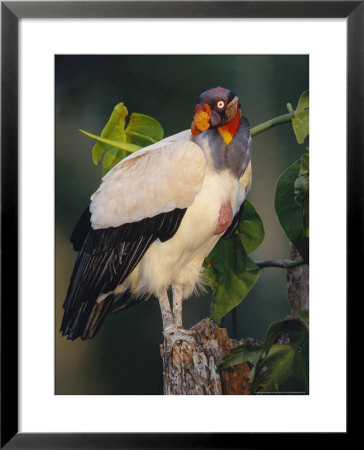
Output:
[[160, 317, 251, 395]]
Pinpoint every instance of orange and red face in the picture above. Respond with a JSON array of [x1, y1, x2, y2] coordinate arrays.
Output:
[[191, 87, 242, 145]]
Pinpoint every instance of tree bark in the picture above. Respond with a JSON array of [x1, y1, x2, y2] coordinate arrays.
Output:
[[286, 244, 309, 319], [160, 317, 251, 395]]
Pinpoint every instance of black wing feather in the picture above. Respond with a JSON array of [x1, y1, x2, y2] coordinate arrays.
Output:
[[61, 208, 186, 340], [70, 206, 92, 251]]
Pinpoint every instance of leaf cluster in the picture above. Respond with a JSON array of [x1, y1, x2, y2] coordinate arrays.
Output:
[[276, 91, 309, 256], [219, 318, 309, 394], [80, 102, 163, 175]]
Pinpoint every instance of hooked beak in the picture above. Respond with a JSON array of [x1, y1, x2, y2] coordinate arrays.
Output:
[[191, 103, 211, 136]]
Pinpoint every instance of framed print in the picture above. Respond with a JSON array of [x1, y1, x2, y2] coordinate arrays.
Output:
[[2, 0, 359, 447]]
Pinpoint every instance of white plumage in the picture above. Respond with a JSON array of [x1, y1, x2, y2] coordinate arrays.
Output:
[[90, 131, 206, 229]]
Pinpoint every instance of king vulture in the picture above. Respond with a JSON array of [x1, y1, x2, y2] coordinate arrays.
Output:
[[61, 87, 252, 343]]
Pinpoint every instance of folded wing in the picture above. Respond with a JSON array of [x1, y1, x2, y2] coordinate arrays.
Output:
[[90, 134, 206, 229]]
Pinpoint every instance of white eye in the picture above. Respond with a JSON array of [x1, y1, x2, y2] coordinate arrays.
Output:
[[216, 100, 225, 110]]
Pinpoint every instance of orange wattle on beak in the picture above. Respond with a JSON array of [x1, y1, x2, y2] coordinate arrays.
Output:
[[191, 103, 211, 136]]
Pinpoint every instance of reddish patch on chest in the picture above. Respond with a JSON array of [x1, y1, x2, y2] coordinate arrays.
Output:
[[214, 201, 233, 235]]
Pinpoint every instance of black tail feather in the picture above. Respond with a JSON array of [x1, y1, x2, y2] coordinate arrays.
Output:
[[60, 289, 146, 340], [110, 290, 147, 314], [61, 207, 187, 341]]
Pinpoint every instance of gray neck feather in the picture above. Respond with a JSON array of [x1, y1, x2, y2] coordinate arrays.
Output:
[[192, 117, 252, 179]]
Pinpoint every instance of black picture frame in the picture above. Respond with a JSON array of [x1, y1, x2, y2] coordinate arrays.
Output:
[[1, 1, 358, 448]]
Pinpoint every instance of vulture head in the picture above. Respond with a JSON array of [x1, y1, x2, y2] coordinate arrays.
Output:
[[191, 87, 241, 137]]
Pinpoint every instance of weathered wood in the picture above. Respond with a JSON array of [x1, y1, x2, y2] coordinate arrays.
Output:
[[220, 361, 251, 395], [160, 317, 251, 395], [160, 318, 225, 395], [286, 245, 309, 319]]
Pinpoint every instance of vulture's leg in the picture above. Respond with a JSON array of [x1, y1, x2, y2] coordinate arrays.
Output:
[[172, 284, 184, 328], [158, 288, 174, 332], [159, 286, 196, 347]]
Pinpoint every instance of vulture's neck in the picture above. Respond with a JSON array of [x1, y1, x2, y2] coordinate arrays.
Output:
[[217, 108, 241, 146]]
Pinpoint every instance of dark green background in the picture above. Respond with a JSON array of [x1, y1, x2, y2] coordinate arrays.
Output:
[[55, 55, 308, 394]]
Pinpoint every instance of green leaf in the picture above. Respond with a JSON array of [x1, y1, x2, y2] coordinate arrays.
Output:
[[125, 113, 164, 146], [292, 90, 309, 144], [275, 160, 309, 263], [238, 200, 265, 254], [259, 319, 307, 360], [218, 343, 261, 371], [80, 129, 141, 154], [81, 102, 164, 174], [250, 319, 309, 394], [254, 345, 297, 392], [91, 142, 106, 165], [89, 102, 129, 165], [294, 153, 309, 237], [208, 249, 260, 323], [101, 149, 123, 176]]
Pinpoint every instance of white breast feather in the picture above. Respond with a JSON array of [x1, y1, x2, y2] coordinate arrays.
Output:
[[122, 167, 244, 299], [90, 133, 206, 229]]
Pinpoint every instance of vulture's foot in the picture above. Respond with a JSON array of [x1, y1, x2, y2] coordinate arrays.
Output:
[[163, 326, 196, 348]]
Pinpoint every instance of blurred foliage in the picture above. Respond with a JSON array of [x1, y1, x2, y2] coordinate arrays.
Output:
[[219, 343, 261, 371], [275, 91, 309, 262], [219, 318, 309, 394], [292, 90, 309, 144], [251, 318, 309, 394]]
